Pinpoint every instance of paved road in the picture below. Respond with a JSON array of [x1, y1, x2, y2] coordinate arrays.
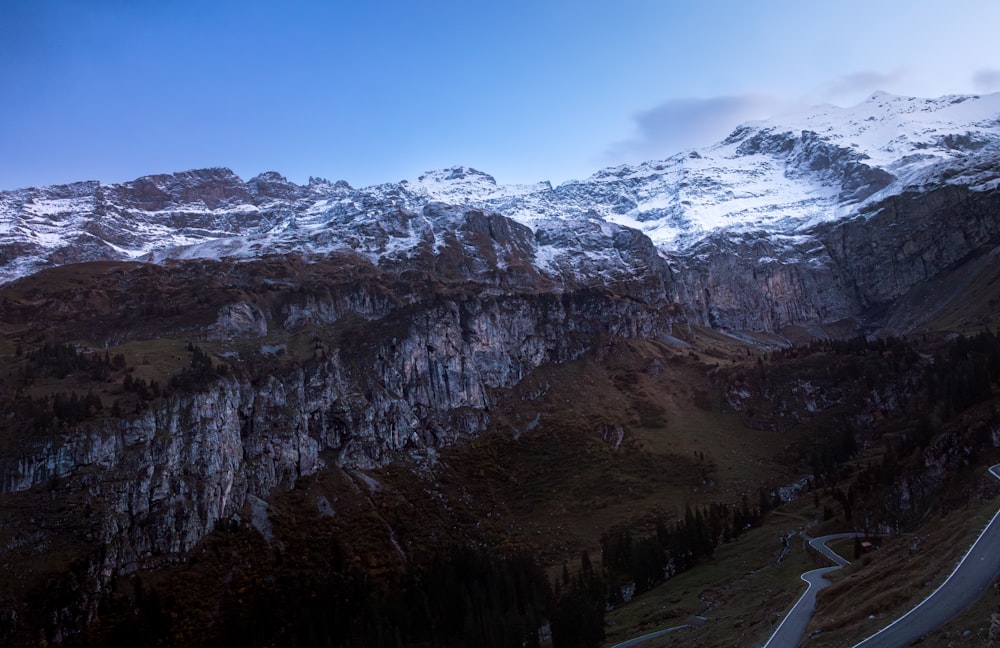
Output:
[[609, 624, 689, 648], [807, 533, 857, 568], [762, 533, 861, 648], [850, 464, 1000, 647]]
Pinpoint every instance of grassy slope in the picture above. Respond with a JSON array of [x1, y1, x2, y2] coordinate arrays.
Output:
[[805, 481, 1000, 646], [602, 495, 842, 648], [597, 466, 1000, 648]]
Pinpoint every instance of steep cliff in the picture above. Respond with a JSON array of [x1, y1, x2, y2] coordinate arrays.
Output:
[[673, 184, 1000, 333], [4, 286, 677, 485], [0, 250, 681, 642]]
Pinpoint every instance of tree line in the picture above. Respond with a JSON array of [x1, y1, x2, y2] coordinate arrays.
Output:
[[600, 492, 780, 604], [73, 543, 560, 648], [5, 341, 227, 433], [23, 342, 126, 383]]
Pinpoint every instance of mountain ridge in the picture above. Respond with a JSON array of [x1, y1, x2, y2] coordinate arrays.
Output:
[[1, 91, 999, 334]]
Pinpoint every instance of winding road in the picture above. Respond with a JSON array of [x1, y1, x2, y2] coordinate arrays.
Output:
[[849, 464, 1000, 647], [611, 466, 1000, 648], [765, 464, 1000, 647], [762, 533, 861, 648]]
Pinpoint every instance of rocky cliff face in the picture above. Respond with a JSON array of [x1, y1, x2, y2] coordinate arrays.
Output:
[[672, 184, 1000, 333], [1, 270, 678, 632], [4, 286, 676, 491], [825, 185, 1000, 309], [672, 230, 854, 332]]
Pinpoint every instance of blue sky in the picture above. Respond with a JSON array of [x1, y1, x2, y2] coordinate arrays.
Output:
[[2, 0, 999, 191]]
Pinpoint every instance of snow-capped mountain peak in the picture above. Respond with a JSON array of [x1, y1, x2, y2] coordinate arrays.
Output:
[[0, 92, 997, 286], [528, 91, 1000, 246]]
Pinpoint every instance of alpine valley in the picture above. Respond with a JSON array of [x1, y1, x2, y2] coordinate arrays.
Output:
[[2, 92, 1000, 647]]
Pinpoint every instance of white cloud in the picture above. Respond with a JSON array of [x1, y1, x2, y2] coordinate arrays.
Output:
[[973, 69, 1000, 93], [604, 94, 782, 164], [821, 69, 910, 103], [601, 66, 990, 171]]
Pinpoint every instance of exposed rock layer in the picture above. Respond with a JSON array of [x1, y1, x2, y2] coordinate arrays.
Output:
[[674, 185, 1000, 332]]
